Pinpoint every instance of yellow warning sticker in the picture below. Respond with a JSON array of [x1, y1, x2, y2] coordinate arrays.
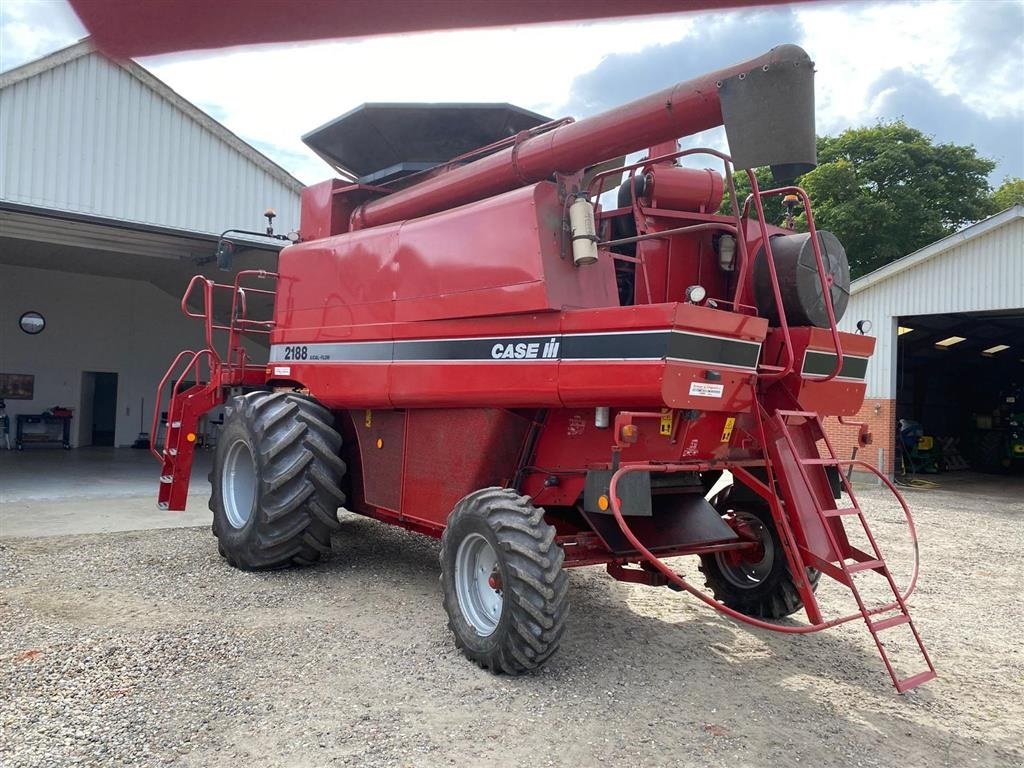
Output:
[[659, 408, 673, 436], [720, 416, 736, 443], [364, 409, 373, 428]]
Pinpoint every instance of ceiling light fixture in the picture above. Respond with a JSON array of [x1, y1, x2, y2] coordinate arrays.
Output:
[[934, 336, 966, 348]]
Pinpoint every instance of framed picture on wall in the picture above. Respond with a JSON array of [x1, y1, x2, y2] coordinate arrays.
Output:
[[0, 373, 35, 399]]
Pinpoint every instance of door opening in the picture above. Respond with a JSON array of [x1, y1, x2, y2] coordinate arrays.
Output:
[[81, 372, 118, 447]]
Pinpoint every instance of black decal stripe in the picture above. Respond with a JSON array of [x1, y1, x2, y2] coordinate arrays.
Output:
[[560, 331, 667, 360], [395, 336, 554, 361], [802, 350, 869, 380], [269, 330, 763, 369], [667, 331, 761, 369]]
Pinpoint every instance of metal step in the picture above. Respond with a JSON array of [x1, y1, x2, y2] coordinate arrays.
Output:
[[823, 506, 861, 517], [895, 670, 937, 693], [846, 558, 885, 574], [159, 475, 173, 483], [872, 614, 910, 632]]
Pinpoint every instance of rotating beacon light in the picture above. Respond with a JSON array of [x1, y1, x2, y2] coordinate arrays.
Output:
[[569, 195, 599, 266]]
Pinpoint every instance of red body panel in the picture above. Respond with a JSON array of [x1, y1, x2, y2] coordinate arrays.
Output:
[[278, 183, 617, 332], [764, 327, 875, 416]]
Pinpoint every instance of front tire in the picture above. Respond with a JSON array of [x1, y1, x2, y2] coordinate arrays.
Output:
[[211, 391, 346, 570], [440, 488, 569, 674], [699, 503, 819, 619]]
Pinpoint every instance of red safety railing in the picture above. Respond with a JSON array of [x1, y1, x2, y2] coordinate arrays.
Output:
[[149, 348, 214, 461], [741, 184, 845, 382], [179, 269, 278, 371], [585, 147, 845, 383], [151, 269, 278, 465], [605, 458, 921, 634]]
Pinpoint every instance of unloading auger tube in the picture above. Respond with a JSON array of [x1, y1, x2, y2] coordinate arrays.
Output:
[[350, 43, 816, 229], [607, 463, 922, 633]]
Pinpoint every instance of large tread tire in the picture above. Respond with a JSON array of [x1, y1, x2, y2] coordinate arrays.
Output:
[[440, 488, 569, 674], [699, 503, 820, 619], [210, 391, 346, 570]]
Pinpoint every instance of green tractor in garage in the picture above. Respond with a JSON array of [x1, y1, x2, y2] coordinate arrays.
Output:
[[970, 383, 1024, 472]]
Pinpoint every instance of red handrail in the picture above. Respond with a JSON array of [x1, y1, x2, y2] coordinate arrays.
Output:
[[149, 349, 214, 461], [606, 459, 920, 635], [586, 148, 798, 379], [743, 185, 845, 382]]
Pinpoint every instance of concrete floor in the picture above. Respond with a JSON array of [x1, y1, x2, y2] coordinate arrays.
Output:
[[1, 447, 1020, 539], [0, 447, 212, 538]]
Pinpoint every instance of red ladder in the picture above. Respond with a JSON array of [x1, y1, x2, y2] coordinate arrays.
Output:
[[152, 350, 224, 511], [772, 408, 937, 692]]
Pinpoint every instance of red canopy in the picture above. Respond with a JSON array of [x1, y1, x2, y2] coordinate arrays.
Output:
[[69, 0, 809, 58]]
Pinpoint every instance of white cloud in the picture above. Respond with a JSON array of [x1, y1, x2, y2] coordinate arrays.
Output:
[[801, 0, 1020, 130], [0, 0, 85, 71], [138, 18, 697, 182]]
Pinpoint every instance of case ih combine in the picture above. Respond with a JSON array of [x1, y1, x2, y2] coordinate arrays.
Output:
[[152, 44, 935, 692]]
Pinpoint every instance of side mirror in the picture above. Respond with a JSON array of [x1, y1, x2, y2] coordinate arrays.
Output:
[[215, 239, 236, 271]]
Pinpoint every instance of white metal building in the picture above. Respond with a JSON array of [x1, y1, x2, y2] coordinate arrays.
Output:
[[0, 40, 303, 449], [833, 204, 1024, 473]]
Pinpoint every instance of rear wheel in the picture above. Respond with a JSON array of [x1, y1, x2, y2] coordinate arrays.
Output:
[[699, 503, 819, 619], [440, 488, 569, 674], [211, 391, 346, 570]]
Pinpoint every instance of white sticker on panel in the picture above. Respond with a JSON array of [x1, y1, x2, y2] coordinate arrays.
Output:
[[689, 381, 724, 398]]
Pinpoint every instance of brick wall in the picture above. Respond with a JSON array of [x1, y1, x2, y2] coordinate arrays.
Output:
[[821, 398, 896, 476]]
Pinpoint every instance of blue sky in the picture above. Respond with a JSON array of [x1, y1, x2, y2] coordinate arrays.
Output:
[[2, 0, 1021, 185]]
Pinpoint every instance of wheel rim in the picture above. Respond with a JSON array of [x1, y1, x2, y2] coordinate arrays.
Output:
[[222, 438, 258, 529], [715, 510, 775, 588], [454, 532, 503, 636]]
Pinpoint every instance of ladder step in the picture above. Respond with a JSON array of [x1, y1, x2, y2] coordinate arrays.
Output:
[[776, 409, 818, 419], [171, 421, 182, 428], [894, 670, 937, 693], [168, 448, 177, 456], [160, 475, 173, 483], [871, 614, 910, 632], [823, 507, 861, 518], [847, 558, 886, 574]]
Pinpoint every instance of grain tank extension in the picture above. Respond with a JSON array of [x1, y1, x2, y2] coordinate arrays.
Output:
[[153, 44, 935, 692]]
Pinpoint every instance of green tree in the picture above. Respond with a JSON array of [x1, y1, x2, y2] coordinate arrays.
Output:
[[720, 122, 997, 277], [991, 177, 1024, 210]]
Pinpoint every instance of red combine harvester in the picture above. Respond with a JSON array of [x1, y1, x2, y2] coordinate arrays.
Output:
[[153, 44, 935, 692]]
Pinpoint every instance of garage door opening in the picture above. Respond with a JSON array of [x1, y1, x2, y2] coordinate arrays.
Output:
[[896, 310, 1023, 476], [80, 371, 118, 447]]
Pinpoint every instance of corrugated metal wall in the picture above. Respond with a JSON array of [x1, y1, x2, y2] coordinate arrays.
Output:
[[0, 51, 301, 234], [841, 216, 1024, 398]]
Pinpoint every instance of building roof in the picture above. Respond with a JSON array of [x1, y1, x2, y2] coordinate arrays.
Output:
[[0, 39, 303, 194], [852, 204, 1024, 294]]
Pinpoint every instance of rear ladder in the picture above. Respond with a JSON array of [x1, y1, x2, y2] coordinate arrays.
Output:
[[768, 408, 937, 692]]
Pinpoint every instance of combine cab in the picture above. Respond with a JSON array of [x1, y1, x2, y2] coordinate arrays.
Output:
[[153, 44, 935, 692]]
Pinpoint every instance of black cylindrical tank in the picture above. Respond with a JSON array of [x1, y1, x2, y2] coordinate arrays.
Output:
[[753, 230, 850, 328]]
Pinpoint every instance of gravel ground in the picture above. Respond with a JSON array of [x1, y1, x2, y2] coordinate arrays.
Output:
[[2, 476, 1022, 767]]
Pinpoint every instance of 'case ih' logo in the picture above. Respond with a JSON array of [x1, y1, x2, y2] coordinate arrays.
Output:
[[490, 337, 560, 360]]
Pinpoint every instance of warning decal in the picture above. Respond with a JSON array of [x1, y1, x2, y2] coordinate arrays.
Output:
[[721, 417, 736, 443]]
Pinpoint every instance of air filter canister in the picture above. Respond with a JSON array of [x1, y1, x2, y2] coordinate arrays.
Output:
[[753, 230, 851, 328]]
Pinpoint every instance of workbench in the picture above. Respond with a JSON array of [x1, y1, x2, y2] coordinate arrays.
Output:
[[15, 413, 72, 450]]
